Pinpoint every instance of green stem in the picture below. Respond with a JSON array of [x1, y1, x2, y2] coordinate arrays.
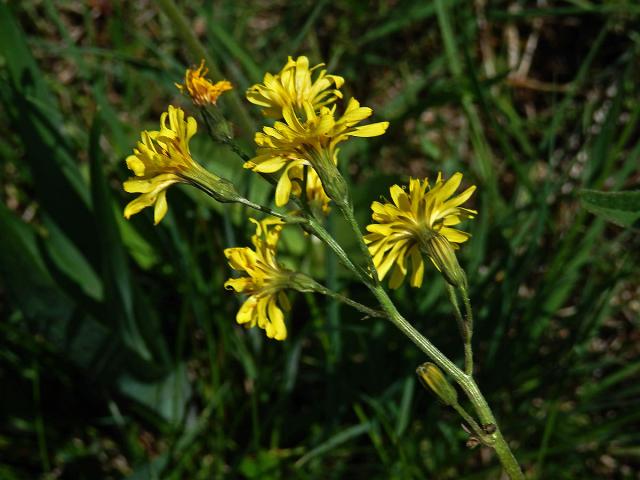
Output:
[[451, 403, 490, 444], [446, 282, 473, 375], [335, 200, 379, 286], [446, 284, 473, 375], [156, 0, 255, 137], [310, 281, 386, 319], [311, 207, 524, 479], [370, 285, 523, 479], [191, 175, 306, 225], [305, 216, 368, 283], [460, 284, 474, 375], [236, 197, 307, 224]]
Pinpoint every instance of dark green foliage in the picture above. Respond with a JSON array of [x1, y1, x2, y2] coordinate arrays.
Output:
[[0, 1, 639, 479], [580, 189, 640, 228]]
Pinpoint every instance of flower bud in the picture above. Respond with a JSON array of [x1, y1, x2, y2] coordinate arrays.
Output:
[[416, 362, 458, 407]]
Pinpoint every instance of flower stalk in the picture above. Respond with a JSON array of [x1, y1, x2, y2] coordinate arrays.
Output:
[[315, 188, 524, 479]]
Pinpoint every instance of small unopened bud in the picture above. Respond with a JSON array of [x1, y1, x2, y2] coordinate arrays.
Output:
[[422, 234, 467, 288], [466, 437, 481, 449], [416, 362, 458, 407]]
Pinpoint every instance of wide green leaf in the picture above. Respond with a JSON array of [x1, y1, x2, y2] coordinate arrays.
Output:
[[579, 189, 640, 228]]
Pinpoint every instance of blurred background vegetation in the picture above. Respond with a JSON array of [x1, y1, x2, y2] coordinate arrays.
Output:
[[1, 0, 639, 478]]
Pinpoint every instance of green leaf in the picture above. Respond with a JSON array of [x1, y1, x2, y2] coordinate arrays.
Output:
[[579, 189, 640, 228], [89, 114, 169, 364], [0, 203, 162, 382]]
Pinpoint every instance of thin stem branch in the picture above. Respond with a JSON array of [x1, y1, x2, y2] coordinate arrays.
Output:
[[460, 284, 474, 375], [192, 180, 306, 226], [305, 217, 368, 282], [446, 284, 473, 375], [451, 403, 491, 444], [336, 201, 379, 287], [311, 282, 386, 319], [236, 197, 306, 224]]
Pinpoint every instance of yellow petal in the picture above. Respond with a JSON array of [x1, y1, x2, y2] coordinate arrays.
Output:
[[124, 192, 156, 219], [185, 115, 198, 144], [439, 227, 471, 243], [224, 277, 253, 293], [268, 297, 287, 340], [153, 189, 168, 224], [126, 155, 146, 176], [438, 172, 463, 199], [256, 296, 269, 330], [225, 247, 256, 271], [341, 104, 372, 124], [275, 168, 293, 206], [376, 240, 406, 281], [445, 185, 476, 209], [123, 178, 155, 194], [237, 296, 257, 325], [409, 245, 424, 288], [253, 156, 287, 173], [349, 122, 389, 137], [388, 264, 406, 289], [390, 185, 411, 211]]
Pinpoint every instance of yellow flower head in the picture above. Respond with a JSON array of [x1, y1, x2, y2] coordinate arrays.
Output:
[[124, 106, 201, 224], [124, 105, 240, 224], [224, 218, 292, 340], [364, 173, 477, 289], [176, 60, 233, 106], [246, 56, 344, 118], [245, 99, 389, 207]]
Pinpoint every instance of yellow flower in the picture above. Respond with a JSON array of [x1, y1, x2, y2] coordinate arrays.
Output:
[[364, 173, 477, 289], [244, 99, 389, 207], [246, 56, 344, 118], [176, 60, 233, 106], [123, 105, 238, 225], [224, 218, 293, 340], [304, 169, 332, 215]]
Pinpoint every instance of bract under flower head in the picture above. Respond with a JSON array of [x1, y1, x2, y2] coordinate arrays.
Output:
[[176, 60, 233, 106], [364, 173, 477, 289], [246, 56, 344, 118], [244, 98, 389, 208], [224, 218, 292, 340]]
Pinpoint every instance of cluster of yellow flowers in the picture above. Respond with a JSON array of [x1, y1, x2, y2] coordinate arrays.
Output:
[[122, 57, 477, 340], [245, 56, 389, 213]]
